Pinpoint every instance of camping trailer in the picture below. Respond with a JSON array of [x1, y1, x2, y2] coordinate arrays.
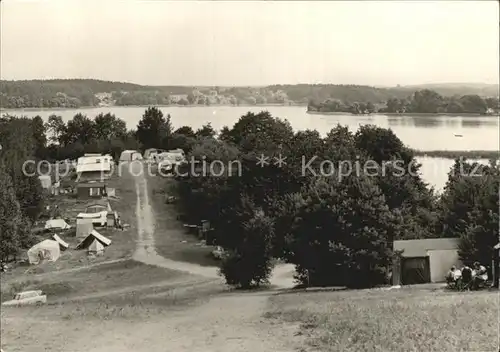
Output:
[[144, 148, 165, 160], [119, 150, 143, 162]]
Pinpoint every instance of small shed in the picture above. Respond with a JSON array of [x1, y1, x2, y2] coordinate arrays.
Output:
[[393, 238, 461, 285], [76, 182, 106, 199]]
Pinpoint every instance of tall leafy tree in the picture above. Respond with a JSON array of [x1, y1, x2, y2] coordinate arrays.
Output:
[[45, 114, 66, 145], [31, 115, 47, 159], [281, 174, 398, 288], [61, 113, 95, 145], [440, 160, 500, 266], [136, 107, 172, 150], [93, 113, 127, 140]]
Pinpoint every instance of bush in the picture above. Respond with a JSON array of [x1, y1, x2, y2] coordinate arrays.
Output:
[[218, 203, 275, 289]]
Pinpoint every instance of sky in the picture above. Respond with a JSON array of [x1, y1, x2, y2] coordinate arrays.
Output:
[[1, 0, 499, 86]]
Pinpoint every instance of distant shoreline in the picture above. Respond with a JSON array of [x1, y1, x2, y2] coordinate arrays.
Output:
[[0, 103, 307, 112], [3, 106, 497, 119], [306, 111, 498, 117], [412, 150, 499, 159]]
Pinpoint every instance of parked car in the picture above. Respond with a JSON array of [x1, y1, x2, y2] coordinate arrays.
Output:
[[2, 290, 47, 307]]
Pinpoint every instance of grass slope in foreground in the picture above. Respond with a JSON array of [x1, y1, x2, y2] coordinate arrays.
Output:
[[265, 288, 498, 352]]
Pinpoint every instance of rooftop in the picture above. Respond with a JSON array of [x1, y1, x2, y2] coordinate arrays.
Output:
[[393, 238, 460, 257], [76, 163, 111, 173], [76, 182, 106, 188]]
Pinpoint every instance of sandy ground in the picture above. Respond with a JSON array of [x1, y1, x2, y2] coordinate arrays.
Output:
[[1, 164, 301, 352]]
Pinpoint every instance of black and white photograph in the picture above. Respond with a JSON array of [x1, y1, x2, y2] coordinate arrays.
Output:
[[0, 1, 499, 351]]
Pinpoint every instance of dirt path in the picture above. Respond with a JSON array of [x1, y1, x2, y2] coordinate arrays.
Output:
[[132, 173, 222, 279], [120, 165, 299, 351]]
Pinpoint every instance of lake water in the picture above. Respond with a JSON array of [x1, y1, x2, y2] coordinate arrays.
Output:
[[2, 106, 498, 192]]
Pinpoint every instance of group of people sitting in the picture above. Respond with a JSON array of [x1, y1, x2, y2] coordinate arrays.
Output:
[[446, 262, 489, 290]]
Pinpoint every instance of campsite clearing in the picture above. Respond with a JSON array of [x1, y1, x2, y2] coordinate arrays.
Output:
[[2, 161, 498, 352]]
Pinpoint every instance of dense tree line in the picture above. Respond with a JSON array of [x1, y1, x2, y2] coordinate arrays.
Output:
[[2, 79, 497, 109], [43, 113, 139, 161], [173, 111, 499, 289], [0, 116, 46, 263], [309, 89, 500, 114]]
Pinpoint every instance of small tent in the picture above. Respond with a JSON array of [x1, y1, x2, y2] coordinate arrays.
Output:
[[52, 234, 69, 250], [88, 239, 105, 255], [45, 219, 71, 231], [76, 218, 94, 240], [119, 150, 143, 162], [52, 234, 69, 251], [27, 239, 61, 265], [75, 230, 111, 250]]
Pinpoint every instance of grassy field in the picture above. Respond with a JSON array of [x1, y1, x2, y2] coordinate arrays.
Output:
[[265, 287, 499, 352], [1, 260, 187, 301], [1, 260, 223, 352]]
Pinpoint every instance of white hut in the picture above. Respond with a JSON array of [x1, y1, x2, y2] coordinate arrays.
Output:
[[76, 218, 94, 240]]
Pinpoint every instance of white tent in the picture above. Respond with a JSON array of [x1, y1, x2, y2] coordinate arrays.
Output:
[[27, 240, 61, 265], [52, 234, 69, 250], [75, 230, 111, 250], [88, 239, 104, 255], [119, 150, 143, 161], [45, 219, 71, 230], [76, 218, 94, 240]]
